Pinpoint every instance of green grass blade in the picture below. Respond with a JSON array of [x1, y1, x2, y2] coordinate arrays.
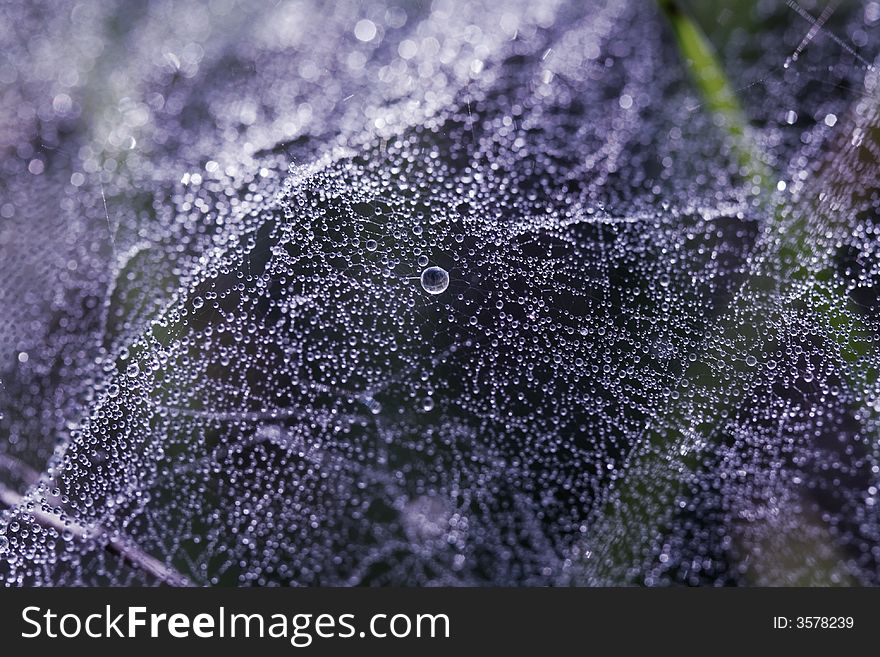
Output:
[[659, 0, 769, 188]]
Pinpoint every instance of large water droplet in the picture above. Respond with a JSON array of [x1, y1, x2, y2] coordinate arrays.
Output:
[[420, 266, 449, 294]]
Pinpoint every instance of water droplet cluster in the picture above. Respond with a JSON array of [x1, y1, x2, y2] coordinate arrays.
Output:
[[2, 0, 880, 586]]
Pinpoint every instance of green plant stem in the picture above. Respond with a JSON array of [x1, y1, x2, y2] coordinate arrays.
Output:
[[658, 0, 769, 187]]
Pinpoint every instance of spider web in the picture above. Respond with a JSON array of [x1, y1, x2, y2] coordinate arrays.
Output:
[[2, 0, 880, 586]]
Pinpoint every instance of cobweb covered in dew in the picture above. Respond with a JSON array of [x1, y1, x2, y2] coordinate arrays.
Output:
[[2, 0, 880, 586]]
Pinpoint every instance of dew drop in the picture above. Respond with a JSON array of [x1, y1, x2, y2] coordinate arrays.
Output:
[[420, 266, 449, 294], [354, 19, 377, 42]]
